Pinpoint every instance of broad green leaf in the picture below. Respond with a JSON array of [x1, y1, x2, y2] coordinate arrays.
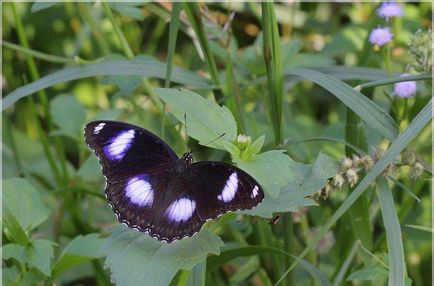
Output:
[[101, 226, 224, 286], [285, 69, 398, 140], [109, 2, 145, 20], [235, 150, 292, 198], [155, 88, 237, 150], [3, 240, 55, 276], [27, 240, 55, 276], [276, 99, 432, 284], [2, 265, 21, 286], [76, 156, 103, 183], [3, 243, 27, 263], [101, 75, 143, 98], [347, 267, 388, 281], [50, 94, 86, 140], [377, 178, 406, 286], [51, 233, 104, 280], [3, 58, 212, 110], [3, 178, 50, 234], [243, 153, 338, 218], [312, 66, 390, 81]]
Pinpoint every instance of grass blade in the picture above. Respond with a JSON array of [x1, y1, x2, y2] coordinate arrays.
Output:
[[262, 2, 284, 145], [3, 58, 212, 110], [183, 3, 223, 101], [355, 74, 432, 90], [275, 99, 432, 285], [286, 68, 399, 140], [376, 177, 406, 286], [165, 3, 182, 88]]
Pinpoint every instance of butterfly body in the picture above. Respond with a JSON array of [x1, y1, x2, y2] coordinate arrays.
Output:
[[84, 120, 264, 242]]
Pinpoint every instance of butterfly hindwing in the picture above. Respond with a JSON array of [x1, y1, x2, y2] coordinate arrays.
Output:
[[185, 162, 264, 221], [84, 120, 178, 182]]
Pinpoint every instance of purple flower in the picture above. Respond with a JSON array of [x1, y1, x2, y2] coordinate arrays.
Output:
[[369, 27, 393, 47], [377, 2, 403, 20], [394, 73, 417, 98]]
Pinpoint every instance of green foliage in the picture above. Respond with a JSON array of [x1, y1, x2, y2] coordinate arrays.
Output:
[[50, 94, 86, 139], [3, 178, 50, 243], [2, 2, 432, 286], [51, 234, 104, 280], [155, 88, 237, 150], [101, 226, 224, 286]]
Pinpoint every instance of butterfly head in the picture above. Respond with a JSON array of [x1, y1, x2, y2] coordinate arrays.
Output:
[[181, 152, 194, 164]]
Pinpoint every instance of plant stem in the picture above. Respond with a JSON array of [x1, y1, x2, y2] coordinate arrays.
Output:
[[2, 40, 75, 64], [102, 1, 134, 59], [12, 3, 65, 186]]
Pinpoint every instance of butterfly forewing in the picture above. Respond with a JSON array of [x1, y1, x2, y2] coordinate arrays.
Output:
[[84, 120, 264, 243], [84, 121, 178, 182]]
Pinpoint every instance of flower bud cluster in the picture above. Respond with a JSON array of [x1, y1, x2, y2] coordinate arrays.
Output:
[[314, 148, 425, 199]]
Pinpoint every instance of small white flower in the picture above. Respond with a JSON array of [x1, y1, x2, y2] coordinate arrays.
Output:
[[333, 173, 345, 189], [346, 169, 359, 187], [341, 157, 353, 169], [237, 134, 251, 144]]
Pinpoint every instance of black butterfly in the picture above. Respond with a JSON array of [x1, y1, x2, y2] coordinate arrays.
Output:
[[84, 120, 264, 242]]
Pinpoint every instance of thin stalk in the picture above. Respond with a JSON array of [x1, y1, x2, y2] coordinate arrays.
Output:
[[2, 40, 75, 64], [281, 214, 294, 286], [102, 1, 134, 59], [225, 54, 246, 133], [77, 2, 111, 56], [183, 3, 223, 102], [262, 3, 284, 146], [333, 241, 359, 286], [12, 3, 64, 185], [162, 3, 182, 138]]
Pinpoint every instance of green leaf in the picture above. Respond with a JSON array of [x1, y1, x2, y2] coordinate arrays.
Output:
[[242, 153, 338, 218], [276, 99, 432, 284], [3, 178, 50, 235], [28, 240, 55, 276], [76, 156, 103, 183], [235, 150, 292, 198], [3, 240, 55, 276], [50, 94, 86, 140], [285, 68, 399, 140], [155, 88, 237, 150], [347, 267, 389, 281], [377, 178, 406, 286], [3, 58, 212, 110], [101, 226, 224, 286], [2, 265, 21, 286], [109, 2, 145, 20], [51, 233, 104, 280], [101, 75, 143, 98]]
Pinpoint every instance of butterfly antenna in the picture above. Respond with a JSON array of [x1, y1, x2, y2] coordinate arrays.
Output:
[[190, 133, 226, 154], [184, 113, 190, 153]]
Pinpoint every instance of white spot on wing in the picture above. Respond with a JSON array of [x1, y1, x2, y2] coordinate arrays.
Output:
[[105, 129, 135, 160], [125, 176, 153, 206], [166, 198, 196, 222], [251, 185, 259, 198], [217, 172, 238, 202], [93, 122, 105, 134]]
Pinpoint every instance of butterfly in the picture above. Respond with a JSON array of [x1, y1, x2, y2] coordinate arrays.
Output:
[[84, 120, 264, 242]]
